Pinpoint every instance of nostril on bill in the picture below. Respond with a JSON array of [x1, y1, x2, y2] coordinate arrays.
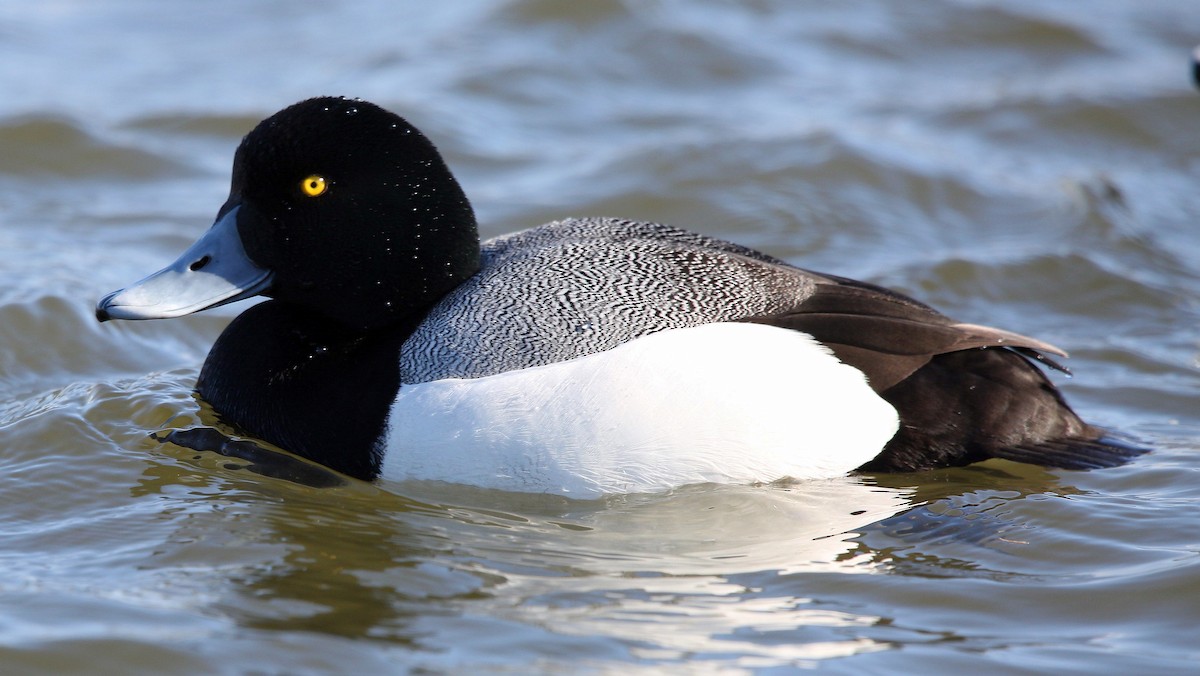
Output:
[[189, 255, 212, 272]]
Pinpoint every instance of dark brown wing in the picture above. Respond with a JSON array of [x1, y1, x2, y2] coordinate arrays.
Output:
[[741, 282, 1067, 393]]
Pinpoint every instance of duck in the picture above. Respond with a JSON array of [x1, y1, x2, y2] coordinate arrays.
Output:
[[96, 96, 1143, 497]]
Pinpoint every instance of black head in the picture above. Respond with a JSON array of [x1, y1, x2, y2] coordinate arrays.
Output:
[[97, 97, 480, 331], [231, 97, 480, 329]]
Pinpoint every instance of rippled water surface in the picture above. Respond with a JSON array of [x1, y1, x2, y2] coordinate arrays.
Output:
[[2, 1, 1198, 672]]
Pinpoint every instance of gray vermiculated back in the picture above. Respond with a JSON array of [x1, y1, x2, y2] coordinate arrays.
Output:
[[399, 218, 819, 383]]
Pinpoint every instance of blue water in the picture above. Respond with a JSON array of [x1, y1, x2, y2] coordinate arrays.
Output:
[[1, 1, 1198, 672]]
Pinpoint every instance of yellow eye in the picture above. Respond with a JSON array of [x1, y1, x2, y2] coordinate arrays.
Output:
[[300, 174, 328, 197]]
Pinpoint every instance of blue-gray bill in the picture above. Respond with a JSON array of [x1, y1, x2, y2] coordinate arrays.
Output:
[[96, 206, 272, 322]]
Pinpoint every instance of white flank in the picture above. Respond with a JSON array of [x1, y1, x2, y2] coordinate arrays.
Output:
[[382, 322, 899, 497]]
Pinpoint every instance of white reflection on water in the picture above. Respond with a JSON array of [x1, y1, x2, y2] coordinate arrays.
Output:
[[379, 478, 912, 663]]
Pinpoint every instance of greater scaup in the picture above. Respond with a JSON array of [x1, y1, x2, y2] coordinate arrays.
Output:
[[96, 97, 1143, 496]]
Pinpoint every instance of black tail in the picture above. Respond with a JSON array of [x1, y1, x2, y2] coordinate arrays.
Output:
[[858, 348, 1147, 473], [987, 435, 1148, 470]]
